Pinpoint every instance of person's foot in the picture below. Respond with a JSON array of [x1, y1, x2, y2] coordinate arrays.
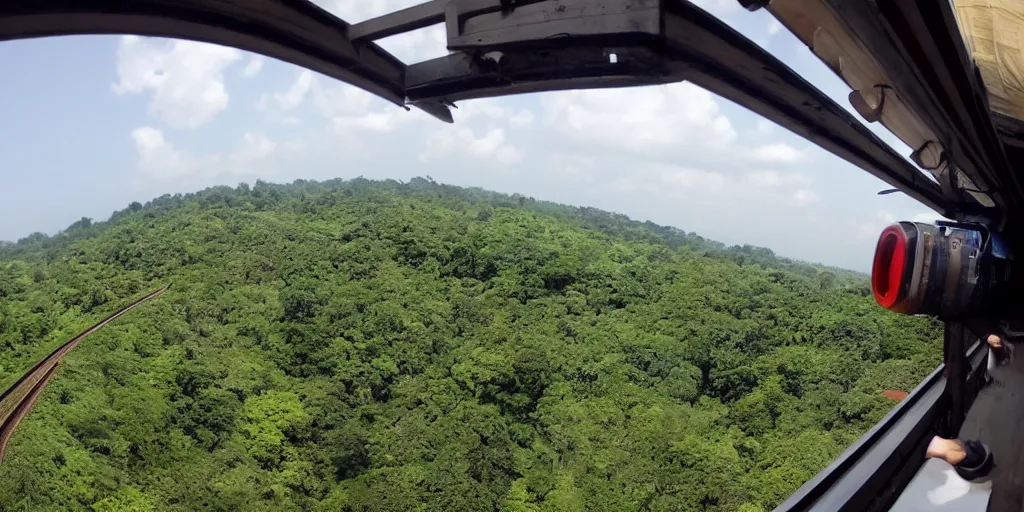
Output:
[[927, 436, 967, 465], [927, 436, 994, 481]]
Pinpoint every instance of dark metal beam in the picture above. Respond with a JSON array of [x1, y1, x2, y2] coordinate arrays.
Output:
[[405, 0, 958, 218], [0, 0, 997, 219], [941, 322, 970, 437], [827, 0, 1018, 223], [0, 0, 413, 109], [347, 0, 558, 44], [889, 0, 1014, 196], [348, 0, 445, 42], [406, 45, 672, 101], [659, 0, 957, 219], [447, 0, 661, 51]]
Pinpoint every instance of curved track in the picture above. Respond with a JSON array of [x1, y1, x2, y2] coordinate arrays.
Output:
[[0, 286, 168, 463]]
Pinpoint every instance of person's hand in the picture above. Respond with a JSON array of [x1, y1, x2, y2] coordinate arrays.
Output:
[[987, 334, 1004, 350], [987, 334, 1011, 366]]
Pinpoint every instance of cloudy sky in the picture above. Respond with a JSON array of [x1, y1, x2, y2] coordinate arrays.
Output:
[[0, 0, 943, 271]]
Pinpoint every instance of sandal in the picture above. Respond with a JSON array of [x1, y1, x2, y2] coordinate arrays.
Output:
[[954, 440, 994, 481]]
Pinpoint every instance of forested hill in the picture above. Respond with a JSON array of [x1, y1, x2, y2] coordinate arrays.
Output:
[[0, 178, 940, 511]]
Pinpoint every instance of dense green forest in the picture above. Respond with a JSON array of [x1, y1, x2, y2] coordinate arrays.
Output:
[[0, 178, 941, 511]]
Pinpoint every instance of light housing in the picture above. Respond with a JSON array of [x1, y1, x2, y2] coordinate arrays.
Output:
[[872, 223, 911, 311], [871, 221, 1012, 318]]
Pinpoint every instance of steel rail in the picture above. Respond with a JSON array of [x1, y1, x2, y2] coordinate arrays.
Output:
[[0, 362, 59, 463], [0, 285, 168, 463]]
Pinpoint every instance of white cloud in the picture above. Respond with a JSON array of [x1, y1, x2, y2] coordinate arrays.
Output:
[[605, 175, 661, 195], [310, 92, 533, 163], [662, 168, 727, 194], [768, 20, 783, 36], [132, 126, 198, 179], [793, 189, 820, 206], [546, 153, 597, 183], [746, 170, 804, 188], [113, 36, 242, 129], [756, 119, 776, 136], [332, 110, 416, 134], [420, 127, 523, 165], [647, 164, 818, 209], [242, 56, 264, 78], [132, 127, 280, 183], [542, 83, 737, 158], [271, 70, 313, 111], [450, 98, 536, 128], [256, 71, 323, 121], [911, 212, 943, 224], [751, 143, 806, 165], [508, 110, 535, 129], [311, 77, 384, 119], [855, 210, 897, 241], [850, 210, 951, 245], [742, 171, 819, 207], [377, 26, 449, 63], [690, 0, 741, 18], [282, 139, 308, 152], [300, 75, 435, 151], [316, 0, 419, 22], [539, 83, 808, 178], [230, 133, 277, 165], [412, 98, 534, 165]]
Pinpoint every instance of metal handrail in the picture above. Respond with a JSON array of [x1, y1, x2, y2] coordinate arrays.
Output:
[[775, 339, 987, 511]]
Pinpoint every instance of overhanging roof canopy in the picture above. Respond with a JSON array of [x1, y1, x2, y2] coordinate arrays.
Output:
[[2, 0, 1018, 225], [765, 0, 1024, 230]]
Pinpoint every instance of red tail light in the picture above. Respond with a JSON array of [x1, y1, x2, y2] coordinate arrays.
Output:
[[872, 224, 908, 310], [870, 221, 1007, 319]]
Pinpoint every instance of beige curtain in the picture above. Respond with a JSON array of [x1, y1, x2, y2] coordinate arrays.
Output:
[[955, 0, 1024, 120]]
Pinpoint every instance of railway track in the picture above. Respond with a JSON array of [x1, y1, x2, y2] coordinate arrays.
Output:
[[0, 286, 168, 462]]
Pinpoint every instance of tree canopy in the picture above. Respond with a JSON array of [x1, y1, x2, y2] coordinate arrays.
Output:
[[0, 177, 941, 511]]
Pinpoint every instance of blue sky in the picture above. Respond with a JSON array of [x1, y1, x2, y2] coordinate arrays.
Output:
[[0, 0, 942, 271]]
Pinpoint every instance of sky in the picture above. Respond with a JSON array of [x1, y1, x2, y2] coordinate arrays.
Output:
[[0, 0, 945, 272]]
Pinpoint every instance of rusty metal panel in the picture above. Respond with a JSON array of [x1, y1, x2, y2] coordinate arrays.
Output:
[[450, 0, 661, 51]]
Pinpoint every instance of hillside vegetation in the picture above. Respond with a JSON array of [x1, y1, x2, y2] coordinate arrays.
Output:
[[0, 178, 941, 511]]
